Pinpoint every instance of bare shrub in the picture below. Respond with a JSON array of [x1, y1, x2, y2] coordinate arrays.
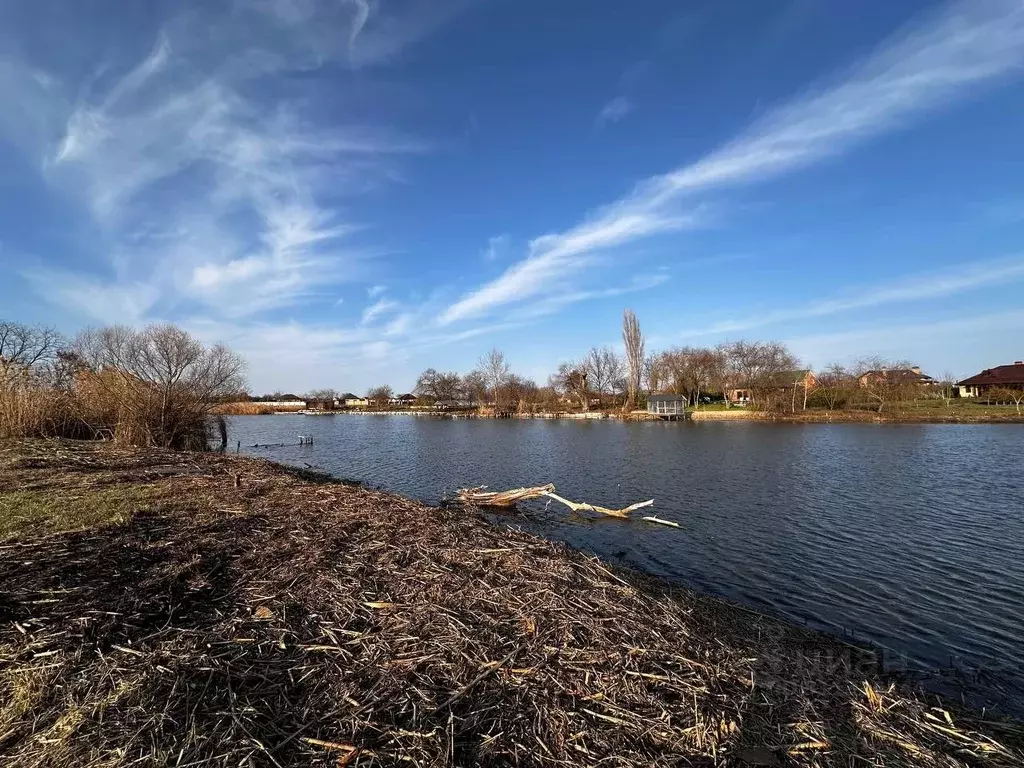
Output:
[[0, 322, 88, 439], [70, 324, 246, 449], [814, 364, 857, 411]]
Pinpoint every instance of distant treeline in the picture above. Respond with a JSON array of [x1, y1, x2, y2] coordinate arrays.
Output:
[[244, 310, 963, 416]]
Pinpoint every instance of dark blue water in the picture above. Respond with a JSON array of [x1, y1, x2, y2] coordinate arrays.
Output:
[[228, 415, 1024, 711]]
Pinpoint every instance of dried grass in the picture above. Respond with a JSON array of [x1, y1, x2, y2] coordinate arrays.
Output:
[[212, 402, 305, 416], [0, 439, 1021, 767]]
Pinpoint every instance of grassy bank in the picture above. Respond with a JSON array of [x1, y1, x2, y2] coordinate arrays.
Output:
[[216, 402, 1024, 423], [1, 440, 1021, 766], [690, 402, 1024, 423]]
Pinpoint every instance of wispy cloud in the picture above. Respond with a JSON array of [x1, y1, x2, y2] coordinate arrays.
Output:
[[439, 210, 698, 325], [22, 269, 159, 325], [441, 0, 1024, 326], [596, 96, 633, 125], [250, 0, 467, 69], [346, 0, 371, 56], [361, 297, 400, 325], [5, 2, 436, 324], [481, 234, 509, 262], [508, 272, 670, 321], [681, 255, 1024, 337]]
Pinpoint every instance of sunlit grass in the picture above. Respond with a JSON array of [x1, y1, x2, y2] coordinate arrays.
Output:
[[0, 484, 162, 540]]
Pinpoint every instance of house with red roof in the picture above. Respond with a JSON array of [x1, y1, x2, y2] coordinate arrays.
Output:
[[957, 361, 1024, 397]]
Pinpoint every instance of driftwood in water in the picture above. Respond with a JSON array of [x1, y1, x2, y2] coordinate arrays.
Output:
[[640, 516, 680, 528], [457, 483, 655, 520], [456, 484, 555, 507]]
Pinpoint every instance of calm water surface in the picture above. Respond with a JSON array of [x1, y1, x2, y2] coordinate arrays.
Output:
[[229, 415, 1024, 711]]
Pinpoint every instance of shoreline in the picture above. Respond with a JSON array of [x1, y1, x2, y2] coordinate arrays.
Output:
[[221, 406, 1024, 424], [2, 439, 1021, 766]]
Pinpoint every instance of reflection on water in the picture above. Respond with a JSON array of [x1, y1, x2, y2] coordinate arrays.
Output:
[[228, 415, 1024, 712]]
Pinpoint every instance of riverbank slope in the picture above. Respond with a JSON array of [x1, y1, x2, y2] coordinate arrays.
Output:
[[1, 440, 1021, 766]]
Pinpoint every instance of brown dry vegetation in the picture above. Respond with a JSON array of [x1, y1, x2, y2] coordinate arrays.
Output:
[[1, 439, 1022, 767], [1, 322, 245, 450], [211, 402, 305, 416]]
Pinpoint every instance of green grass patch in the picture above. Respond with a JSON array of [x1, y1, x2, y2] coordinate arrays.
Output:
[[689, 402, 733, 411], [0, 484, 162, 540]]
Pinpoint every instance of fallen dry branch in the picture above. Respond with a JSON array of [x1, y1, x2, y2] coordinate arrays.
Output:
[[542, 490, 654, 519], [456, 483, 555, 506], [1, 439, 1022, 768], [457, 482, 655, 519]]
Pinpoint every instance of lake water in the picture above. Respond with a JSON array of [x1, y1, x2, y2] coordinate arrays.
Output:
[[228, 415, 1024, 712]]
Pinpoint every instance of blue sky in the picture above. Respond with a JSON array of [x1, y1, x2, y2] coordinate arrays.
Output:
[[1, 0, 1023, 393]]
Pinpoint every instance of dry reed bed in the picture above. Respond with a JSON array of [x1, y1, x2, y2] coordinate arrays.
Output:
[[0, 440, 1021, 767]]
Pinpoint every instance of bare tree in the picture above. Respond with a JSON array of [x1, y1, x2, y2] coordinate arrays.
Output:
[[936, 372, 958, 407], [0, 321, 66, 386], [622, 309, 645, 409], [306, 388, 338, 406], [551, 362, 589, 411], [461, 370, 489, 406], [1010, 391, 1024, 415], [815, 364, 855, 411], [988, 386, 1024, 414], [654, 347, 727, 408], [415, 368, 462, 403], [72, 324, 245, 449], [0, 321, 63, 368], [854, 357, 917, 414], [722, 340, 799, 411], [585, 346, 623, 407], [644, 354, 664, 395], [692, 348, 726, 408], [366, 385, 394, 407], [479, 348, 511, 406], [502, 374, 540, 413]]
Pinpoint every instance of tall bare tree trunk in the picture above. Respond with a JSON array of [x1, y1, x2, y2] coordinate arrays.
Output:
[[622, 309, 645, 410]]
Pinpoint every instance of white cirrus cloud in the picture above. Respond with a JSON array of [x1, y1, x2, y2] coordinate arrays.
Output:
[[596, 95, 633, 125], [680, 255, 1024, 337], [440, 0, 1024, 327], [3, 2, 435, 324], [361, 297, 401, 325]]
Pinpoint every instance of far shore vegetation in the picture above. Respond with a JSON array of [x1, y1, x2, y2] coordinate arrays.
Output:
[[3, 312, 1022, 451], [219, 311, 1023, 423]]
